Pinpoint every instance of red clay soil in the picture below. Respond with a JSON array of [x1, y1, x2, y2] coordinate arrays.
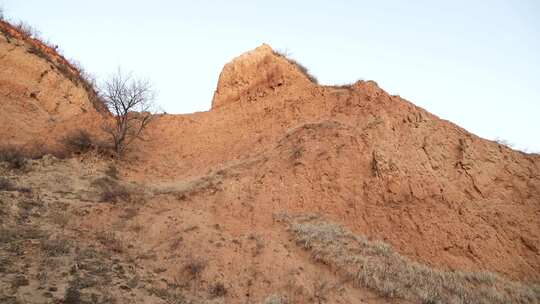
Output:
[[1, 25, 539, 302], [0, 21, 107, 151], [127, 44, 540, 282], [0, 20, 79, 79]]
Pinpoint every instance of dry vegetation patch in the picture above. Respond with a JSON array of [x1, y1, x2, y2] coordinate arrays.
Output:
[[281, 214, 540, 304], [91, 176, 144, 204], [0, 147, 27, 170], [62, 130, 94, 154], [0, 177, 15, 191], [273, 50, 318, 84]]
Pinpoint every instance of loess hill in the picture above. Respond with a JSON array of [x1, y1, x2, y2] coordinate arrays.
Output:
[[1, 21, 539, 304]]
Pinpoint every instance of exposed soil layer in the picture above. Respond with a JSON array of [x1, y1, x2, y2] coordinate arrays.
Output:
[[1, 23, 539, 303]]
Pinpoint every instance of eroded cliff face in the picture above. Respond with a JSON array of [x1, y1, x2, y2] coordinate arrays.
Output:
[[0, 21, 107, 150], [1, 37, 539, 304], [132, 44, 540, 282], [211, 44, 316, 109]]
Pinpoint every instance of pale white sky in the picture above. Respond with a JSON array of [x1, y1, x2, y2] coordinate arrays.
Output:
[[1, 0, 539, 152]]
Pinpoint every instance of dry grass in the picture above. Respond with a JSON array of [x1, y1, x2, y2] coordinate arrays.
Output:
[[273, 50, 318, 84], [264, 294, 289, 304], [13, 21, 40, 39], [148, 286, 187, 304], [62, 130, 94, 154], [50, 211, 70, 228], [0, 146, 27, 170], [62, 130, 115, 158], [0, 226, 45, 243], [91, 176, 134, 203], [27, 43, 49, 61], [283, 214, 540, 304], [184, 259, 206, 279], [154, 173, 224, 199], [96, 231, 124, 253], [208, 282, 228, 298], [0, 177, 15, 191], [41, 238, 71, 257], [105, 164, 119, 179], [0, 143, 72, 162]]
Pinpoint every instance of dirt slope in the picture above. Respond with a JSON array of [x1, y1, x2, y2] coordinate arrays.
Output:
[[127, 44, 540, 280], [1, 34, 539, 304], [0, 21, 107, 151]]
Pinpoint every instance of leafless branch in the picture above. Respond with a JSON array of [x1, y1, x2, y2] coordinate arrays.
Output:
[[101, 68, 158, 156]]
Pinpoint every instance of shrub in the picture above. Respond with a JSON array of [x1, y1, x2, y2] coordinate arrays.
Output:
[[100, 187, 131, 203], [0, 147, 27, 169], [494, 138, 514, 149], [91, 176, 135, 203], [209, 282, 228, 298], [27, 44, 49, 61], [55, 60, 79, 85], [64, 282, 82, 304], [105, 164, 119, 179], [0, 177, 15, 191], [184, 259, 206, 279], [23, 144, 69, 160], [0, 25, 13, 42], [94, 140, 115, 157], [96, 231, 123, 253], [10, 275, 29, 289], [62, 130, 94, 154], [14, 21, 40, 39], [41, 238, 71, 257]]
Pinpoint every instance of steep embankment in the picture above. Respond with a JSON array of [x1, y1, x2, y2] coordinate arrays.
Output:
[[129, 44, 540, 282], [1, 36, 539, 304], [0, 21, 107, 152]]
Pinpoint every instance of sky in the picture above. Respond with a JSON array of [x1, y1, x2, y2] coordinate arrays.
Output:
[[1, 0, 539, 152]]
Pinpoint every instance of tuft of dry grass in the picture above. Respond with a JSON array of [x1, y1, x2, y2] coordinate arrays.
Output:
[[283, 214, 540, 304], [27, 44, 49, 61], [96, 231, 124, 253], [13, 21, 40, 39], [273, 50, 318, 84], [184, 259, 206, 279], [50, 211, 70, 228], [148, 286, 187, 304], [209, 282, 228, 298], [62, 130, 94, 154], [0, 226, 45, 243], [0, 177, 15, 191], [0, 177, 32, 194], [41, 238, 71, 257], [92, 176, 134, 203], [264, 294, 289, 304], [0, 146, 27, 170], [105, 164, 119, 179]]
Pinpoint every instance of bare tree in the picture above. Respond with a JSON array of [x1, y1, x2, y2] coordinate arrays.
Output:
[[101, 69, 158, 155]]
